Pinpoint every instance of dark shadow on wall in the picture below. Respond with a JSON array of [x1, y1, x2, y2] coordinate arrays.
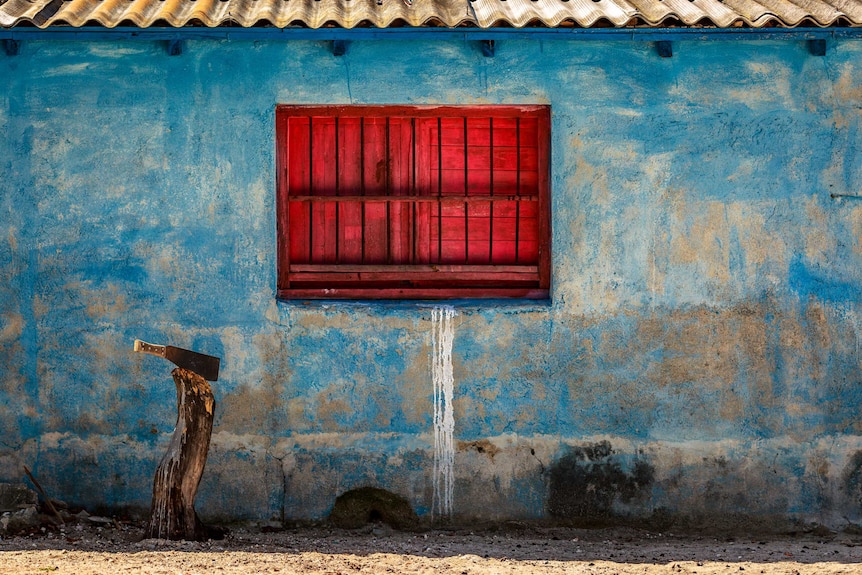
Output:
[[328, 486, 419, 530], [843, 450, 862, 511], [547, 441, 655, 527]]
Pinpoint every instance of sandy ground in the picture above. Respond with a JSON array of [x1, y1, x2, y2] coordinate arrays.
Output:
[[1, 521, 861, 575]]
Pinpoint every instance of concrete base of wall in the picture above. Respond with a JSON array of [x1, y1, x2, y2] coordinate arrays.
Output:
[[4, 432, 862, 533]]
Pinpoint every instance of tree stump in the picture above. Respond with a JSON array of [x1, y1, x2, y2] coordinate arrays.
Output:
[[145, 367, 215, 541]]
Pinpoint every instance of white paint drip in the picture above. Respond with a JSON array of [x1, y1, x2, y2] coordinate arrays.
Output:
[[431, 306, 456, 520]]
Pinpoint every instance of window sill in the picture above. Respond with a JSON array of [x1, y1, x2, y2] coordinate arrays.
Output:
[[277, 287, 549, 301]]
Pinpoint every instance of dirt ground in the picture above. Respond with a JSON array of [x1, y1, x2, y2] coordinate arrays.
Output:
[[1, 520, 862, 575]]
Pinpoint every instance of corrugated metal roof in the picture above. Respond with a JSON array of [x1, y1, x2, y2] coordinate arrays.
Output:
[[1, 0, 859, 29]]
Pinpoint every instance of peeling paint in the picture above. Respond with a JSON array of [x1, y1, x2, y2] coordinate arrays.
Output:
[[0, 313, 24, 342], [3, 38, 862, 528]]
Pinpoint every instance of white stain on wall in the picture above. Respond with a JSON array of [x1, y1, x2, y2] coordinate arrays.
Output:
[[431, 306, 456, 520]]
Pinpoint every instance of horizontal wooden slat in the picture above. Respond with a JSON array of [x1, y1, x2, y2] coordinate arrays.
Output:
[[289, 271, 539, 283], [287, 195, 539, 203], [279, 105, 550, 119], [291, 264, 539, 273], [433, 146, 537, 171], [279, 287, 550, 300]]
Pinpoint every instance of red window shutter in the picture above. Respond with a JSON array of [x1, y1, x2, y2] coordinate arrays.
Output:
[[276, 105, 550, 299]]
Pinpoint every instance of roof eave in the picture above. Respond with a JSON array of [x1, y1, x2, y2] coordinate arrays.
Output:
[[2, 23, 862, 39]]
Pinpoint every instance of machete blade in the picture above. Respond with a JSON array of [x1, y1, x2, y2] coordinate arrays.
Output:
[[134, 339, 221, 381]]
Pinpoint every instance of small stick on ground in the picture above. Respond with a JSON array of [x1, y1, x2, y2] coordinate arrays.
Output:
[[23, 465, 65, 525]]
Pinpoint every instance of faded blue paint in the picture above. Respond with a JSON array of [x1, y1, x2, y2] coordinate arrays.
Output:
[[789, 255, 862, 303], [3, 36, 862, 529]]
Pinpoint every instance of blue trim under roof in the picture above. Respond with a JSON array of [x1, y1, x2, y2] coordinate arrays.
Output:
[[2, 25, 862, 41]]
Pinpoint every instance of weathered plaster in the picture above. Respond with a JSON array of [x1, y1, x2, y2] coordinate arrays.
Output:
[[3, 37, 862, 528]]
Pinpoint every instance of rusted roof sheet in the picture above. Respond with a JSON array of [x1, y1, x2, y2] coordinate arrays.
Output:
[[0, 0, 859, 29]]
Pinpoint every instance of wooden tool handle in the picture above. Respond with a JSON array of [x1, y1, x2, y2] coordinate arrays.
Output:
[[134, 339, 167, 357]]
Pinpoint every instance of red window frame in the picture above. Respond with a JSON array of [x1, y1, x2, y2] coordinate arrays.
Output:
[[276, 105, 551, 300]]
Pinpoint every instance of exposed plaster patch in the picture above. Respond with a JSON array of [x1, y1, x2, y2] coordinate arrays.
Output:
[[724, 202, 787, 288], [841, 305, 862, 362], [314, 382, 356, 430], [803, 195, 836, 265], [248, 180, 269, 232], [37, 432, 72, 450], [670, 201, 730, 284], [725, 157, 759, 182], [39, 63, 92, 78], [264, 300, 281, 324], [217, 381, 282, 434], [834, 64, 862, 103], [219, 325, 247, 366], [571, 141, 612, 208], [286, 398, 309, 431], [209, 431, 271, 454], [0, 313, 23, 342], [848, 205, 862, 258], [88, 46, 151, 58], [458, 439, 500, 459], [553, 212, 588, 312], [272, 432, 429, 455], [558, 301, 840, 439], [728, 61, 795, 111], [396, 338, 432, 427], [606, 107, 643, 118], [79, 282, 129, 322], [594, 219, 622, 310], [292, 309, 416, 331]]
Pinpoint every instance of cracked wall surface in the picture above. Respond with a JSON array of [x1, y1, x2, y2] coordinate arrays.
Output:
[[2, 38, 862, 529]]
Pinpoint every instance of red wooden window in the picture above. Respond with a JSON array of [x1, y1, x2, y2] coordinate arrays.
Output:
[[276, 105, 550, 299]]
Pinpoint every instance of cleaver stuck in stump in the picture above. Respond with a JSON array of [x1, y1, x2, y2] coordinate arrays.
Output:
[[134, 340, 220, 381]]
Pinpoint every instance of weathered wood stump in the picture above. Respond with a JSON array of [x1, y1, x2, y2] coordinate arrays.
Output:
[[145, 367, 214, 541]]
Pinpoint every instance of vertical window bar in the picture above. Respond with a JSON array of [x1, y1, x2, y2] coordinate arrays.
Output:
[[463, 116, 468, 264], [386, 117, 392, 264], [335, 116, 340, 264], [489, 116, 494, 264], [515, 117, 521, 264], [411, 116, 417, 265], [361, 117, 366, 263], [437, 117, 442, 263], [308, 115, 314, 263]]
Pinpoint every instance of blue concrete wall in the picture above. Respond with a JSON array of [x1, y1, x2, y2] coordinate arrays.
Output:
[[3, 36, 862, 529]]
